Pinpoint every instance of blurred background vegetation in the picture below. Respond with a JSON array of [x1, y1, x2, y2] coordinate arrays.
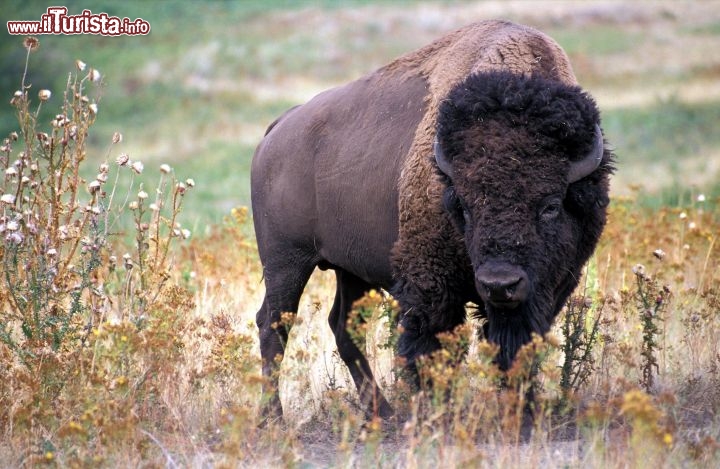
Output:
[[2, 0, 719, 230]]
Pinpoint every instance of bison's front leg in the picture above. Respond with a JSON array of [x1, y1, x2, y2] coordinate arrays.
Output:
[[394, 279, 468, 390]]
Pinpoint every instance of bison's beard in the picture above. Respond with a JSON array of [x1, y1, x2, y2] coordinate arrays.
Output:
[[485, 298, 552, 371]]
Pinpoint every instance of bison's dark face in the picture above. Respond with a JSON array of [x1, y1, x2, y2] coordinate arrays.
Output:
[[435, 71, 613, 370]]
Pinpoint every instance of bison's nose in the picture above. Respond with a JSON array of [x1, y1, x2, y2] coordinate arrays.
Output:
[[475, 263, 529, 308]]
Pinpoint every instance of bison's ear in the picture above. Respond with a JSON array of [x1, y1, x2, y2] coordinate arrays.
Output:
[[568, 125, 604, 183], [566, 176, 610, 217], [566, 142, 614, 216]]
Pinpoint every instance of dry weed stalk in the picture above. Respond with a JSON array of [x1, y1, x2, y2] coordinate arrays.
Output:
[[0, 37, 198, 465]]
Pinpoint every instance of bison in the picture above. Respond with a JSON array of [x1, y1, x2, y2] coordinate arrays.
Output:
[[251, 20, 613, 419]]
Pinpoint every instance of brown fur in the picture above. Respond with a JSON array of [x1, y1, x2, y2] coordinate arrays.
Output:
[[386, 20, 578, 314]]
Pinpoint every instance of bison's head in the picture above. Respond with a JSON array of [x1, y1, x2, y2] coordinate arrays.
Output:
[[435, 71, 613, 370]]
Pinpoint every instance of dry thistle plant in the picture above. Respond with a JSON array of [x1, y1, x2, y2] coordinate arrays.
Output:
[[348, 289, 400, 357], [0, 37, 197, 465], [560, 293, 603, 402], [630, 263, 671, 392]]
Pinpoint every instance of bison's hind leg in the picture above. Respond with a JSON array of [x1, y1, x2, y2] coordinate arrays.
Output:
[[330, 270, 394, 419], [256, 259, 315, 421]]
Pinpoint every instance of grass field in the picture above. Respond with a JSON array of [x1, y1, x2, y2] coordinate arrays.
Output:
[[3, 0, 720, 222], [1, 1, 720, 467]]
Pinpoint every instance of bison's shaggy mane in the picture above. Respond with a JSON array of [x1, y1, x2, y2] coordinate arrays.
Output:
[[436, 71, 601, 163]]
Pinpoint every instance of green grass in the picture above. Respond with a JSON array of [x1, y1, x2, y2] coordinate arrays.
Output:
[[179, 141, 255, 234], [683, 20, 720, 36], [601, 97, 720, 208], [549, 25, 642, 56], [2, 0, 719, 224], [604, 98, 720, 162]]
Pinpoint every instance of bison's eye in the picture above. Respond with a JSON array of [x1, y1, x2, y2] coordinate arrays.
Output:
[[459, 197, 472, 225], [463, 208, 472, 226], [539, 197, 563, 221]]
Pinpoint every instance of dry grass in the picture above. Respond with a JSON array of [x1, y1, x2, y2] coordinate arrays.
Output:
[[1, 2, 720, 467], [220, 191, 720, 468]]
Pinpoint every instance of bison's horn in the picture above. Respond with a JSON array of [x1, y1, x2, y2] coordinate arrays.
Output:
[[568, 125, 604, 183], [434, 137, 454, 179]]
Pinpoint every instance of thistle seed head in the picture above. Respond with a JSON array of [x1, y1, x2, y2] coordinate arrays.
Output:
[[23, 36, 39, 51], [88, 180, 102, 194], [131, 161, 144, 174], [88, 68, 101, 82]]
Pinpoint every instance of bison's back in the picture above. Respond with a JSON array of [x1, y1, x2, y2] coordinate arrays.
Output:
[[251, 67, 428, 286]]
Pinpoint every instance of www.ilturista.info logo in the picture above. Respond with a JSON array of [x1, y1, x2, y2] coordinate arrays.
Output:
[[7, 6, 150, 36]]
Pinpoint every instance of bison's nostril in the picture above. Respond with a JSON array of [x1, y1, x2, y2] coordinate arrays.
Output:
[[475, 263, 529, 306], [480, 278, 521, 300]]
